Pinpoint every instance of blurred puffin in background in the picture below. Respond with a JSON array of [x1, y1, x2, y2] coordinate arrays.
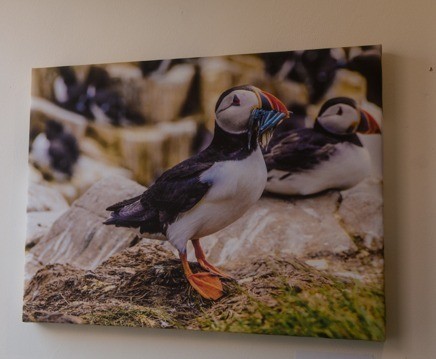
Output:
[[53, 66, 93, 118], [261, 49, 344, 105], [54, 66, 145, 126], [86, 66, 145, 126], [300, 49, 344, 104], [264, 97, 381, 196], [104, 85, 289, 300], [344, 46, 383, 108], [30, 120, 80, 181]]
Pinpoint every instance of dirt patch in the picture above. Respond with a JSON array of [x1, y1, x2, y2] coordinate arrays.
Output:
[[24, 243, 226, 328]]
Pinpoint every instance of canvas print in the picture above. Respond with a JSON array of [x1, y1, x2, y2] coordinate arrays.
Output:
[[24, 45, 385, 340]]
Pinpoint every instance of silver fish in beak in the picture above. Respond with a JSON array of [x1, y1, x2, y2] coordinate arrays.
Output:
[[247, 88, 290, 149]]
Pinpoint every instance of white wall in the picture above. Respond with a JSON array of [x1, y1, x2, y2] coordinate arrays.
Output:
[[1, 1, 435, 358]]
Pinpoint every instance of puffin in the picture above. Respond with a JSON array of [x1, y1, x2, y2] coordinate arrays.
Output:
[[263, 97, 381, 196], [30, 120, 80, 181], [54, 67, 92, 118], [104, 85, 289, 300], [54, 66, 145, 126], [345, 48, 383, 107], [300, 49, 345, 104], [84, 66, 146, 126]]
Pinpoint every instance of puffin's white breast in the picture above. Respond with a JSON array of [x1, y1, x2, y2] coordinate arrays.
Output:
[[167, 147, 267, 252], [30, 134, 51, 170], [266, 142, 371, 196], [53, 77, 68, 103]]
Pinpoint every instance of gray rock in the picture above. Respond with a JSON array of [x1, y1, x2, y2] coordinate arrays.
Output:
[[337, 178, 384, 251], [26, 175, 383, 283], [26, 211, 66, 248], [26, 183, 70, 249], [26, 176, 145, 280], [27, 183, 69, 212], [196, 191, 358, 266]]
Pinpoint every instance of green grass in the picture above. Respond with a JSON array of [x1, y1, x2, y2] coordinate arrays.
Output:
[[196, 279, 385, 341]]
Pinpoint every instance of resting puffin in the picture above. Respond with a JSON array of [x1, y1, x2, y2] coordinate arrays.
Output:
[[53, 66, 94, 119], [54, 66, 145, 126], [345, 48, 383, 107], [104, 85, 289, 300], [30, 120, 80, 181], [264, 97, 381, 196]]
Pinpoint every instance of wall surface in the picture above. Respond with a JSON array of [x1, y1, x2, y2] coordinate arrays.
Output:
[[0, 1, 435, 358]]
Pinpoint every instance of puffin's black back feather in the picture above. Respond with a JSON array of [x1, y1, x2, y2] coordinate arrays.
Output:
[[44, 120, 80, 177], [106, 194, 142, 211], [264, 128, 361, 175]]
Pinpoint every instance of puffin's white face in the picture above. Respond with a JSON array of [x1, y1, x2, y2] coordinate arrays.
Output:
[[215, 89, 260, 134], [316, 103, 360, 135]]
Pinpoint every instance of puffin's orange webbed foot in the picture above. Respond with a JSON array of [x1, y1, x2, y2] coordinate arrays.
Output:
[[179, 252, 223, 300], [192, 239, 234, 279], [187, 272, 223, 300], [197, 258, 234, 280]]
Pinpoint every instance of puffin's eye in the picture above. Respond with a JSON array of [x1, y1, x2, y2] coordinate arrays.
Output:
[[336, 106, 343, 115], [232, 95, 240, 106]]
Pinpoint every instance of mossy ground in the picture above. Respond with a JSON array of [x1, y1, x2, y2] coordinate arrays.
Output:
[[23, 243, 384, 340], [194, 276, 385, 340]]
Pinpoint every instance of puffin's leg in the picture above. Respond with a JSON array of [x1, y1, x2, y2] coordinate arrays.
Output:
[[192, 239, 233, 279], [179, 251, 223, 300]]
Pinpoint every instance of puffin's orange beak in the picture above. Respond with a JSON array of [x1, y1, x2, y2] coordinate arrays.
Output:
[[258, 90, 290, 119], [358, 109, 381, 134], [247, 87, 289, 149]]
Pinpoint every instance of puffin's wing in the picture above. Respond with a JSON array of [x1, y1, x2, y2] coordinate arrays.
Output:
[[141, 157, 214, 223], [104, 155, 214, 232], [265, 128, 339, 173], [106, 194, 143, 211]]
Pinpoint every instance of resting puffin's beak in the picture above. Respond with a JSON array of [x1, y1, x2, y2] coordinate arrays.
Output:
[[358, 109, 381, 134]]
